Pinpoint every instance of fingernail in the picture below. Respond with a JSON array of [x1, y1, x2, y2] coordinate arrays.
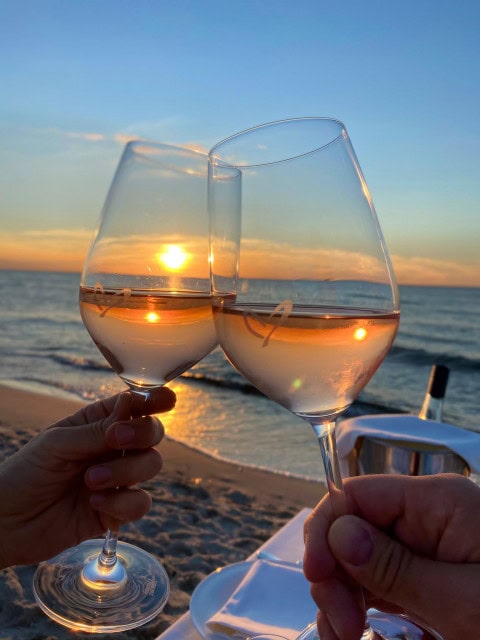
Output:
[[87, 466, 112, 487], [330, 516, 374, 566], [114, 422, 135, 446]]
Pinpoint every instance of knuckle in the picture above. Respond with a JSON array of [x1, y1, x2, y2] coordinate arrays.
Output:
[[86, 420, 108, 448], [145, 415, 165, 441], [144, 448, 163, 474], [374, 541, 413, 599], [39, 425, 62, 445], [39, 426, 76, 454]]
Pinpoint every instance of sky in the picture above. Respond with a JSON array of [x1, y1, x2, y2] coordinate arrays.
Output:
[[0, 0, 479, 287]]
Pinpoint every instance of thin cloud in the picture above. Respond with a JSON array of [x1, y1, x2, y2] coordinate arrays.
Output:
[[50, 127, 207, 153], [66, 131, 106, 142], [391, 254, 480, 287], [24, 228, 94, 240], [114, 133, 141, 145], [181, 142, 209, 154], [118, 116, 187, 140]]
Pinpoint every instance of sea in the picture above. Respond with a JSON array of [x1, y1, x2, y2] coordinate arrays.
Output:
[[1, 269, 479, 482]]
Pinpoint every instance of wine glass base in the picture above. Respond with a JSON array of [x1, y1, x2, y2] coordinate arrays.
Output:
[[368, 609, 443, 640], [33, 539, 170, 633], [297, 613, 442, 640]]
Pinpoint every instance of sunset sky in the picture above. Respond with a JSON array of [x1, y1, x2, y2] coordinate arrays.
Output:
[[1, 0, 479, 287]]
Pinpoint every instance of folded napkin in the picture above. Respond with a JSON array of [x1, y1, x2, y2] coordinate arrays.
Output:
[[206, 559, 316, 640], [336, 414, 480, 473]]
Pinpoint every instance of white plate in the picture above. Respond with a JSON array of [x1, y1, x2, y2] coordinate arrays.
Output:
[[190, 561, 253, 638]]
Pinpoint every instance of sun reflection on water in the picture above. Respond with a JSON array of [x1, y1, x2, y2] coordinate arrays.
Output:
[[156, 380, 220, 453]]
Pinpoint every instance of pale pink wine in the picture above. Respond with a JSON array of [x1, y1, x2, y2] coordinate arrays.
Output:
[[214, 303, 400, 421], [80, 287, 221, 388]]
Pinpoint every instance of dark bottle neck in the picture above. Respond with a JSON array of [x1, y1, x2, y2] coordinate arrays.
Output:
[[418, 364, 449, 422]]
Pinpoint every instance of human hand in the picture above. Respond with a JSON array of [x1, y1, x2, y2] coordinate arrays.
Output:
[[0, 388, 176, 569], [303, 474, 480, 640]]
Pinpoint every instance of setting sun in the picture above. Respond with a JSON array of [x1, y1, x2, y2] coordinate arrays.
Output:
[[157, 244, 189, 271]]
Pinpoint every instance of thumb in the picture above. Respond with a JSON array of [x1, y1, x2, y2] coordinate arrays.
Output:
[[328, 515, 457, 627]]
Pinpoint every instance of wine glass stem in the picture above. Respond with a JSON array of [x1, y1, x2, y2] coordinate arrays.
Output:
[[88, 389, 149, 574], [82, 390, 150, 585], [100, 526, 120, 567], [312, 421, 377, 640], [95, 386, 148, 571], [80, 447, 130, 586], [312, 421, 347, 517], [96, 447, 126, 569], [81, 519, 126, 587]]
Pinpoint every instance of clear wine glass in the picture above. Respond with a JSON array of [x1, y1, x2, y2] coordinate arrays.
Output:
[[208, 118, 438, 640], [33, 141, 218, 632]]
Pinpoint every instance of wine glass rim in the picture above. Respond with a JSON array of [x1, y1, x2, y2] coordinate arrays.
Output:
[[209, 116, 347, 169]]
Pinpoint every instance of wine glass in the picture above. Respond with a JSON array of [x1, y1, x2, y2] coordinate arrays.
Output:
[[208, 118, 438, 640], [33, 141, 217, 632]]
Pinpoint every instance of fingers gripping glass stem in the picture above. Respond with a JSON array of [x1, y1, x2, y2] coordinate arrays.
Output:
[[313, 421, 380, 640], [81, 451, 127, 591], [81, 400, 135, 590]]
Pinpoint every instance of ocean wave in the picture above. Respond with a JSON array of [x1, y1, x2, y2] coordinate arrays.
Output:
[[49, 354, 113, 373], [387, 344, 480, 372], [181, 371, 260, 395], [398, 327, 476, 349], [3, 315, 82, 328]]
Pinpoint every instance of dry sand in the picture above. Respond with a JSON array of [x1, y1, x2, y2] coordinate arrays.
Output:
[[0, 384, 325, 640]]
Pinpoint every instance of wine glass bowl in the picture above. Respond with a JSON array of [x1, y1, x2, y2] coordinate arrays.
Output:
[[33, 141, 216, 632], [79, 142, 217, 394], [209, 118, 399, 423], [208, 118, 402, 639]]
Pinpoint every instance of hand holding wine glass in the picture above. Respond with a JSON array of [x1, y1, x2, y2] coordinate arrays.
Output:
[[0, 389, 175, 569], [34, 141, 217, 632], [304, 473, 480, 640]]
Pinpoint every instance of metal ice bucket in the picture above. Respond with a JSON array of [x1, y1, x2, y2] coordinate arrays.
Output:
[[347, 436, 470, 477]]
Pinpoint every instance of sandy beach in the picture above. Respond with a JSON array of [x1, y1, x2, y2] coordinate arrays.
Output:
[[0, 384, 324, 640]]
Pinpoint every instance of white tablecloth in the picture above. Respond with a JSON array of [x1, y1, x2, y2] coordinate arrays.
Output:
[[155, 508, 311, 640]]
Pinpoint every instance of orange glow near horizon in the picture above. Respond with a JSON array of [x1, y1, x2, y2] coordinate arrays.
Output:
[[0, 228, 479, 288], [0, 229, 92, 273]]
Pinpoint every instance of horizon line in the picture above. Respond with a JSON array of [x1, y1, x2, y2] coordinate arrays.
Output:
[[0, 266, 478, 289]]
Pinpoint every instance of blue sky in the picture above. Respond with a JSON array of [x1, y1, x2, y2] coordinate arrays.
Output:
[[1, 0, 479, 285]]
